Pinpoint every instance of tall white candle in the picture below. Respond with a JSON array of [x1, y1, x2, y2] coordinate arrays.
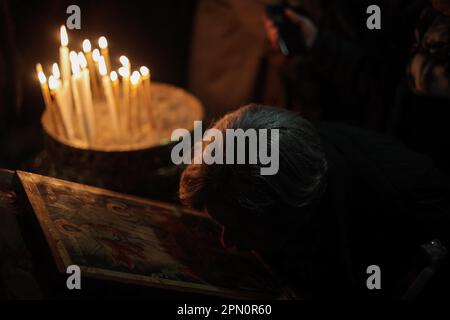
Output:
[[83, 39, 100, 99], [139, 66, 154, 129], [59, 26, 71, 86], [119, 66, 130, 133], [92, 48, 103, 97], [49, 75, 75, 140], [55, 61, 75, 140], [78, 52, 96, 141], [36, 64, 59, 133], [70, 51, 89, 144], [99, 36, 111, 73], [130, 71, 141, 135], [49, 63, 65, 136], [119, 55, 130, 73], [48, 75, 66, 139], [110, 71, 120, 116], [99, 56, 120, 136], [36, 64, 51, 110]]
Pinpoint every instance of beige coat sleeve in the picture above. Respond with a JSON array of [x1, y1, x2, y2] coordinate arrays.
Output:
[[188, 0, 278, 120]]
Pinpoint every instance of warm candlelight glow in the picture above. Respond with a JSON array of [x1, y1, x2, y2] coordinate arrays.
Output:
[[92, 49, 100, 62], [118, 66, 130, 78], [52, 63, 60, 79], [110, 71, 118, 82], [120, 55, 130, 67], [130, 71, 140, 86], [48, 75, 58, 90], [69, 50, 78, 63], [36, 26, 160, 146], [38, 70, 47, 84], [82, 39, 92, 53], [98, 36, 108, 49], [70, 51, 80, 75], [59, 26, 71, 86], [99, 56, 108, 77], [36, 63, 46, 83], [60, 25, 69, 47], [139, 66, 149, 78], [139, 65, 154, 129], [78, 52, 88, 69], [36, 63, 43, 73]]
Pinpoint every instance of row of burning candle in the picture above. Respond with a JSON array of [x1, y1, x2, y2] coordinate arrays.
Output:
[[36, 26, 154, 145]]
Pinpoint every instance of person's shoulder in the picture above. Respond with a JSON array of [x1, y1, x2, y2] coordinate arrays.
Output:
[[316, 122, 400, 146], [316, 122, 435, 177]]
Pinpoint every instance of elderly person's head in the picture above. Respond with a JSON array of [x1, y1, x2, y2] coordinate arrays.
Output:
[[179, 104, 327, 252]]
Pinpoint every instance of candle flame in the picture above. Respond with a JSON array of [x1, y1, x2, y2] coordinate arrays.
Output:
[[70, 51, 80, 75], [130, 71, 140, 86], [98, 36, 108, 49], [36, 63, 46, 85], [48, 75, 59, 90], [119, 55, 130, 67], [110, 71, 118, 82], [78, 52, 88, 69], [36, 63, 43, 74], [52, 63, 60, 79], [98, 56, 107, 77], [38, 71, 47, 85], [118, 66, 130, 78], [60, 25, 68, 47], [92, 49, 100, 62], [82, 39, 92, 53], [69, 50, 78, 63], [139, 66, 150, 78]]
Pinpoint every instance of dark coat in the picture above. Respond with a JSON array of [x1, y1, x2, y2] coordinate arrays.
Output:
[[299, 0, 428, 130], [266, 123, 450, 299]]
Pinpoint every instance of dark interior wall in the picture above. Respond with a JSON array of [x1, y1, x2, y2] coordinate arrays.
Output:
[[11, 0, 198, 100]]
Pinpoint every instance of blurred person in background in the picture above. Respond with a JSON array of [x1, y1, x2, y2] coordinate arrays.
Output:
[[265, 0, 450, 174], [392, 0, 450, 173], [188, 0, 320, 122], [264, 0, 429, 129]]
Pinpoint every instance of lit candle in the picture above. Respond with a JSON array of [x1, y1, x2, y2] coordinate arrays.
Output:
[[36, 64, 51, 110], [52, 62, 60, 80], [53, 61, 75, 139], [82, 39, 100, 99], [139, 66, 154, 129], [92, 48, 101, 68], [59, 26, 74, 136], [130, 71, 141, 134], [59, 26, 71, 86], [46, 75, 61, 134], [36, 64, 60, 134], [119, 55, 130, 72], [47, 74, 65, 138], [118, 66, 130, 133], [92, 48, 103, 97], [49, 63, 65, 136], [49, 69, 75, 140], [98, 36, 111, 73], [70, 51, 89, 144], [78, 52, 96, 140], [99, 57, 120, 136], [110, 71, 120, 112]]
